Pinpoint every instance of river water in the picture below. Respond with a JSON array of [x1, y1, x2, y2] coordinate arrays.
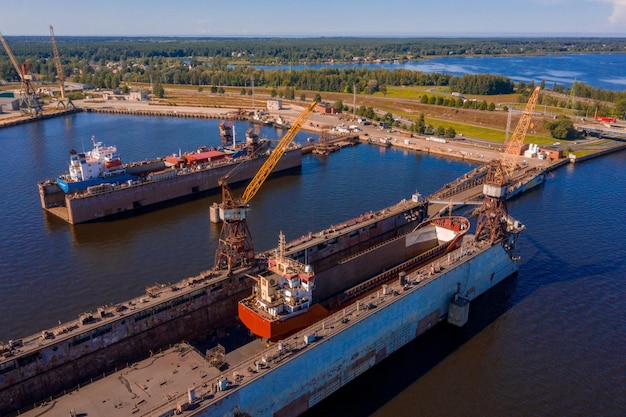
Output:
[[1, 113, 624, 416], [0, 114, 477, 341], [257, 53, 626, 91], [1, 55, 625, 415]]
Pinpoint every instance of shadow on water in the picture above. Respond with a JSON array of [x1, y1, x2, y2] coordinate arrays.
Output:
[[509, 230, 619, 308], [302, 273, 519, 417]]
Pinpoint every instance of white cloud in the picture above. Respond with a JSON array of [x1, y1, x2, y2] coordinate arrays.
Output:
[[589, 0, 626, 25], [606, 0, 626, 24]]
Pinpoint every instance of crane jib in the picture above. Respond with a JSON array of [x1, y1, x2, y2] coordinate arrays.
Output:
[[241, 101, 317, 204]]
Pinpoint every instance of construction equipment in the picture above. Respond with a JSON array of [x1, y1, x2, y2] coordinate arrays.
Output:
[[500, 86, 541, 177], [0, 30, 42, 116], [475, 86, 540, 244], [214, 101, 317, 273], [219, 119, 234, 144], [49, 25, 73, 109]]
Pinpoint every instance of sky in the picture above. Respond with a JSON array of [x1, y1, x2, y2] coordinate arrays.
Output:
[[1, 0, 626, 37]]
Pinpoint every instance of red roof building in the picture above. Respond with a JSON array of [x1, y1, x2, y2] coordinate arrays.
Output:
[[184, 150, 227, 165]]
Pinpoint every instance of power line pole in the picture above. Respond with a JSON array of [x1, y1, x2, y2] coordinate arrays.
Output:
[[251, 76, 255, 109], [353, 83, 356, 120]]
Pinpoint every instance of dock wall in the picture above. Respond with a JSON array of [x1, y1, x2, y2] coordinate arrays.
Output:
[[189, 240, 519, 417], [0, 273, 252, 416]]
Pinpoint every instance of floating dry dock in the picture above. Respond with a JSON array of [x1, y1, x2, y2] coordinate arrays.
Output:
[[1, 194, 429, 415], [14, 217, 523, 417], [38, 145, 302, 224]]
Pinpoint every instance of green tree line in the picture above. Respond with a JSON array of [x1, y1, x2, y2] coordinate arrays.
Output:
[[2, 37, 626, 116], [3, 36, 626, 64]]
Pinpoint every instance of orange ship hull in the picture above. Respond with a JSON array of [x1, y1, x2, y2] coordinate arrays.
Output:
[[238, 216, 470, 342], [238, 301, 329, 341]]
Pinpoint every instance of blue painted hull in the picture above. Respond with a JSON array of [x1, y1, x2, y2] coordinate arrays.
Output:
[[57, 172, 137, 193], [189, 234, 522, 417]]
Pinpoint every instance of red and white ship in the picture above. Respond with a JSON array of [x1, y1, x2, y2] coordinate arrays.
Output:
[[239, 216, 470, 341]]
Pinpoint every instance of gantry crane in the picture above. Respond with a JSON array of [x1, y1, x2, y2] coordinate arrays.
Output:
[[0, 30, 42, 116], [214, 101, 317, 273], [49, 25, 73, 109], [475, 86, 541, 244]]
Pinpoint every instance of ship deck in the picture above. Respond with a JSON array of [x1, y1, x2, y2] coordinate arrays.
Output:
[[16, 234, 505, 417], [17, 339, 268, 417], [281, 195, 425, 256], [0, 267, 248, 368]]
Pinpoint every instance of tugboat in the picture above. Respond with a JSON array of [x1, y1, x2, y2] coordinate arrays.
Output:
[[272, 115, 291, 130]]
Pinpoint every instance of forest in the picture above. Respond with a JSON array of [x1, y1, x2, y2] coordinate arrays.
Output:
[[3, 36, 626, 63], [1, 36, 626, 117]]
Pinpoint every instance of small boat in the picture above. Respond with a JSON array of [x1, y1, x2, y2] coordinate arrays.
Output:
[[249, 111, 268, 125], [272, 115, 291, 130]]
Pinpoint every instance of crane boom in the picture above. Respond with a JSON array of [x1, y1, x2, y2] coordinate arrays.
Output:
[[501, 86, 541, 177], [241, 100, 317, 204], [214, 101, 317, 273], [475, 86, 540, 245], [49, 25, 66, 99], [0, 30, 23, 80]]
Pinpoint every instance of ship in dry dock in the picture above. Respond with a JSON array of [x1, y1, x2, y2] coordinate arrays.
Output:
[[37, 127, 302, 224], [240, 216, 469, 341], [4, 155, 525, 417], [0, 191, 429, 416], [8, 195, 524, 417]]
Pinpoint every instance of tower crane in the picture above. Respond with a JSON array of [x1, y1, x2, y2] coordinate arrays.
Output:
[[0, 30, 42, 116], [475, 86, 541, 244], [214, 101, 317, 273], [49, 25, 73, 109]]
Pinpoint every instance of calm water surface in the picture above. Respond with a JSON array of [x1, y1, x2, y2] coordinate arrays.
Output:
[[257, 53, 626, 90], [0, 114, 475, 341], [305, 152, 626, 417], [0, 114, 624, 416]]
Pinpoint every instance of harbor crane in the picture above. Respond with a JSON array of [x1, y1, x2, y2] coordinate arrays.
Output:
[[49, 25, 73, 109], [475, 86, 541, 244], [214, 101, 317, 273], [0, 30, 42, 116]]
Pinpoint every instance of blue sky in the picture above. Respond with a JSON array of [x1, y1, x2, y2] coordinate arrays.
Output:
[[1, 0, 625, 36]]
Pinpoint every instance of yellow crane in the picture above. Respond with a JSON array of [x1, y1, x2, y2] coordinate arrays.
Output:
[[49, 25, 72, 108], [0, 31, 21, 83], [0, 30, 41, 116], [214, 101, 317, 273], [475, 86, 541, 244], [500, 86, 541, 177]]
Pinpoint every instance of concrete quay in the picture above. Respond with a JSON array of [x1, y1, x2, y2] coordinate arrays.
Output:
[[2, 99, 624, 170]]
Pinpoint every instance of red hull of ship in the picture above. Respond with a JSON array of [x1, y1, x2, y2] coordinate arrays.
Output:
[[238, 302, 329, 341]]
